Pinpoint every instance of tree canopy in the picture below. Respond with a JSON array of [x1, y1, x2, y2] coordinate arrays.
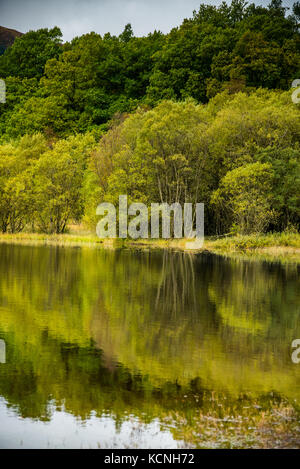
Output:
[[0, 1, 299, 235], [0, 1, 299, 138]]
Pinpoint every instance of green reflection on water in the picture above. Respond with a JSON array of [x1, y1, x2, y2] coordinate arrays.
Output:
[[0, 245, 299, 444]]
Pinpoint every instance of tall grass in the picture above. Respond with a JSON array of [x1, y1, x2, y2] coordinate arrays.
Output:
[[0, 231, 299, 256], [205, 232, 300, 250]]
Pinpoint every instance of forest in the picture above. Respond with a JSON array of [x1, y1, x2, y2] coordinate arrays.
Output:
[[0, 0, 299, 236]]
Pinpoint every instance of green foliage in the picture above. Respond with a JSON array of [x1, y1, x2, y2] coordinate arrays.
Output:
[[0, 134, 48, 232], [0, 77, 39, 138], [211, 162, 275, 234], [33, 30, 163, 135], [5, 96, 77, 138], [147, 0, 300, 103], [0, 2, 299, 139], [32, 134, 96, 233], [0, 133, 96, 234], [86, 89, 300, 235], [0, 27, 62, 79], [0, 87, 299, 236], [257, 147, 300, 230], [0, 2, 299, 236], [293, 1, 300, 20]]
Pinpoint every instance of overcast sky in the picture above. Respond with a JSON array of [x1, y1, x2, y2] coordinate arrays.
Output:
[[0, 0, 295, 42]]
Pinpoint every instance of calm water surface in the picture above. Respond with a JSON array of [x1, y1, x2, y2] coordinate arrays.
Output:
[[0, 244, 299, 448]]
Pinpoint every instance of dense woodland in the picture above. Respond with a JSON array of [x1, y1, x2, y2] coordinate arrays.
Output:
[[0, 0, 299, 235]]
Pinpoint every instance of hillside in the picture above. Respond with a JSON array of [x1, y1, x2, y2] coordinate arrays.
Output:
[[0, 26, 23, 54]]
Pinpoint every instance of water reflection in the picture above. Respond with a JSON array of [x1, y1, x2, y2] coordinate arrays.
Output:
[[0, 245, 299, 447], [0, 398, 181, 449]]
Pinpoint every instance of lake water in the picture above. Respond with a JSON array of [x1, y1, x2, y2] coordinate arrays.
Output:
[[0, 244, 299, 448]]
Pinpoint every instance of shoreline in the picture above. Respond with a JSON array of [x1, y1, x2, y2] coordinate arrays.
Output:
[[0, 232, 299, 262]]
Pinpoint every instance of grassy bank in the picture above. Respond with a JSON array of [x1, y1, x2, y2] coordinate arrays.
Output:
[[205, 232, 300, 250], [0, 232, 103, 247], [126, 232, 300, 263], [204, 232, 300, 263], [0, 231, 299, 261]]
